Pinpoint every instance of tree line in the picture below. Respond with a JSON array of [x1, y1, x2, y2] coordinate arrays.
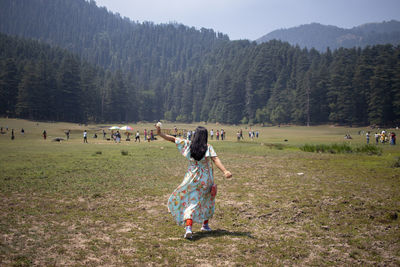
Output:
[[0, 33, 138, 122], [171, 40, 400, 126], [1, 33, 399, 126]]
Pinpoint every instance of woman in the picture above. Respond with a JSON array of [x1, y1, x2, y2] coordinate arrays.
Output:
[[156, 125, 232, 239]]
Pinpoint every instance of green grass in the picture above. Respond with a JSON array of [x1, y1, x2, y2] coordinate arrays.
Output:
[[0, 118, 399, 265], [300, 143, 382, 155], [391, 157, 400, 168]]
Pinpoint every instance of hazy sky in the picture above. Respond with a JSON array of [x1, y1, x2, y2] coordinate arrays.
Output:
[[94, 0, 400, 41]]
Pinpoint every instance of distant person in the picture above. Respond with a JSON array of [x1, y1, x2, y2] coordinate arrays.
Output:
[[42, 130, 47, 140], [216, 130, 219, 140], [375, 132, 379, 144], [115, 131, 121, 143], [102, 130, 106, 139], [366, 131, 370, 144], [135, 130, 140, 142], [11, 129, 15, 140], [240, 129, 243, 140], [210, 129, 214, 140], [237, 131, 240, 141], [256, 131, 259, 138], [221, 129, 224, 140], [391, 132, 396, 145], [144, 129, 147, 141], [66, 130, 70, 140], [156, 124, 232, 239], [83, 130, 88, 143], [380, 132, 385, 143], [21, 128, 24, 135], [150, 130, 154, 140]]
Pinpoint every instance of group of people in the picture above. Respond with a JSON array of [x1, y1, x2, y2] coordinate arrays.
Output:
[[189, 128, 261, 142], [108, 130, 122, 143], [367, 130, 396, 145], [2, 126, 263, 143], [1, 127, 24, 140], [236, 129, 259, 141], [209, 129, 226, 140], [106, 129, 155, 143], [0, 126, 9, 134]]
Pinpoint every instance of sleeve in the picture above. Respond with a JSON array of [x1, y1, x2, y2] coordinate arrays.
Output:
[[175, 138, 190, 158], [206, 145, 217, 158]]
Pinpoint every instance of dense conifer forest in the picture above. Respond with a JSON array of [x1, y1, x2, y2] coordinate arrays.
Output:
[[0, 0, 399, 125]]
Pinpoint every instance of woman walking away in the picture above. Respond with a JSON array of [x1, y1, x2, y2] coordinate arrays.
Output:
[[156, 124, 232, 239]]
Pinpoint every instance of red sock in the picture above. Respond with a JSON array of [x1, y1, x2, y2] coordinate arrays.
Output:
[[186, 219, 193, 227], [203, 220, 208, 225]]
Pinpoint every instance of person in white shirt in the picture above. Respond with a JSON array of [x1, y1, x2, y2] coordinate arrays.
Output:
[[83, 130, 88, 143], [135, 131, 140, 142]]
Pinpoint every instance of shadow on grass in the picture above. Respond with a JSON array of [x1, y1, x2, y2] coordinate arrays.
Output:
[[190, 229, 254, 241]]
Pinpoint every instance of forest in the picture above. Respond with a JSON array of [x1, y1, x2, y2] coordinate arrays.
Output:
[[0, 0, 399, 126]]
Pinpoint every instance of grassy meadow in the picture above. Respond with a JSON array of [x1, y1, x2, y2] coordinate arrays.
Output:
[[0, 118, 399, 266]]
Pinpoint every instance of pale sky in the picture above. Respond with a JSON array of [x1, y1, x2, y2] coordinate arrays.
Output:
[[94, 0, 400, 41]]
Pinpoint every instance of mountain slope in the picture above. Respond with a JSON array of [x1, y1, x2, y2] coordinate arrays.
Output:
[[0, 0, 399, 126], [256, 20, 400, 51], [0, 0, 228, 88]]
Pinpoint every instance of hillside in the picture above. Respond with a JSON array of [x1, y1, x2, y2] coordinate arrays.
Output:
[[0, 0, 228, 89], [256, 20, 400, 51], [0, 0, 399, 126], [0, 33, 140, 122]]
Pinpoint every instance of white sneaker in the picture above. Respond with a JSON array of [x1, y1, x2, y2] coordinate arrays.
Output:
[[201, 224, 212, 231], [184, 226, 192, 239]]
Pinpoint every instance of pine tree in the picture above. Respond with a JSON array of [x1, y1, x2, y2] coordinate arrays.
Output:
[[393, 48, 400, 124], [15, 62, 40, 119], [0, 58, 19, 116], [57, 55, 82, 122]]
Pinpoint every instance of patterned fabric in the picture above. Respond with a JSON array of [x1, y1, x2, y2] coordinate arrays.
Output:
[[167, 138, 217, 225]]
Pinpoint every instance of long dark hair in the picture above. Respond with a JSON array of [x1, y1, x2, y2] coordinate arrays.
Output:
[[190, 126, 208, 161]]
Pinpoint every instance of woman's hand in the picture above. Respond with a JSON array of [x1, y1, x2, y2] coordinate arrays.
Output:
[[154, 123, 176, 143], [212, 157, 232, 178], [224, 170, 232, 179]]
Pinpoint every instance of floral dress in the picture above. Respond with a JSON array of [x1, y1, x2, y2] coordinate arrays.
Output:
[[167, 138, 217, 225]]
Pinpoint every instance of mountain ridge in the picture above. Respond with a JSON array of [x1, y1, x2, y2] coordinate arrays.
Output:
[[256, 20, 400, 51]]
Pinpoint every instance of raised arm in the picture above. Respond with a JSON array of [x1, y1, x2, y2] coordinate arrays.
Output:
[[211, 156, 232, 178], [155, 125, 176, 143]]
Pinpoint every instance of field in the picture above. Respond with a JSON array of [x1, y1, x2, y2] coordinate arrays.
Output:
[[0, 118, 399, 266]]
